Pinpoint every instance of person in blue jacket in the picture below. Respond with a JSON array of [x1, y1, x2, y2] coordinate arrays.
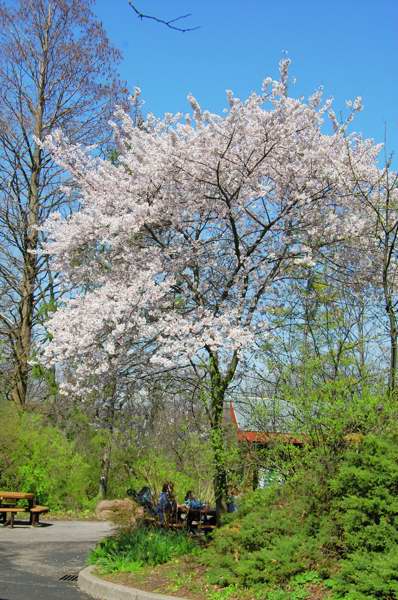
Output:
[[157, 482, 176, 525], [184, 490, 205, 510]]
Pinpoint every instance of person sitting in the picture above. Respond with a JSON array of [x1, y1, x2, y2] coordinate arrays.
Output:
[[157, 482, 176, 525], [184, 490, 205, 510], [128, 486, 157, 517], [226, 487, 239, 513], [184, 490, 212, 532]]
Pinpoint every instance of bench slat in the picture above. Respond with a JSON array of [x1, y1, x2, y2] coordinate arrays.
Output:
[[29, 505, 49, 527], [30, 505, 49, 513]]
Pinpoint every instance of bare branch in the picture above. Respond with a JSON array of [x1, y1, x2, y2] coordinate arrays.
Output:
[[128, 1, 199, 33]]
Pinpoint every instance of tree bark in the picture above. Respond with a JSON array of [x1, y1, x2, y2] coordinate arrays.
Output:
[[208, 351, 238, 525], [99, 446, 112, 499], [0, 0, 125, 408], [383, 220, 398, 396], [10, 18, 47, 407], [385, 291, 397, 395], [98, 388, 116, 499], [210, 400, 228, 524]]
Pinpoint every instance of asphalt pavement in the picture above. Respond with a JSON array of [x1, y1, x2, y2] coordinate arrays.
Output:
[[0, 520, 114, 600]]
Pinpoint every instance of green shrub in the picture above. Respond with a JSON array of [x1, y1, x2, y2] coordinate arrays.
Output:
[[328, 548, 398, 599], [201, 431, 398, 600], [202, 485, 317, 589], [89, 525, 197, 573], [328, 435, 398, 553], [0, 404, 93, 510], [324, 434, 398, 599]]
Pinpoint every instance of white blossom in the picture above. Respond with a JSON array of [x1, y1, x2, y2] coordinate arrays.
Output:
[[40, 67, 380, 396]]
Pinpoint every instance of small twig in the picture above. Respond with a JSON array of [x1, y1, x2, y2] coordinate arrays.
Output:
[[128, 1, 199, 32]]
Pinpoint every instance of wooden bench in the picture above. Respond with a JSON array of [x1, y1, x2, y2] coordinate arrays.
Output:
[[29, 505, 49, 526], [0, 505, 49, 527], [0, 507, 26, 528]]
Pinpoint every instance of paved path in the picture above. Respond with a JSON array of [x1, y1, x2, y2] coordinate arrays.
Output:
[[0, 520, 114, 600]]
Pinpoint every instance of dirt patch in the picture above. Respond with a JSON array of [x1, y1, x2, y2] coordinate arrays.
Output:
[[102, 558, 330, 600], [306, 583, 330, 599], [102, 556, 248, 599], [104, 558, 211, 599]]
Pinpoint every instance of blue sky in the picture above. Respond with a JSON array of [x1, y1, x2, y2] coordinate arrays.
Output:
[[95, 0, 398, 154]]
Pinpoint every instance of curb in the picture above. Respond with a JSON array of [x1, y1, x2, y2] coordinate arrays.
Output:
[[78, 566, 189, 600]]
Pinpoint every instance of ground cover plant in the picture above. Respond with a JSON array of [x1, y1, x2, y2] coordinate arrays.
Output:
[[89, 525, 197, 574]]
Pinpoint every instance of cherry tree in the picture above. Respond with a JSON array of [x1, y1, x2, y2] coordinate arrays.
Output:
[[41, 61, 378, 517]]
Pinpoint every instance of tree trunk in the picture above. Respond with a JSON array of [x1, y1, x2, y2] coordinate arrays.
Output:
[[98, 389, 116, 499], [99, 445, 112, 499], [386, 300, 398, 395], [208, 354, 230, 525], [383, 235, 397, 396], [8, 18, 47, 408], [211, 419, 228, 524], [357, 296, 366, 388], [12, 219, 38, 407], [10, 157, 41, 409]]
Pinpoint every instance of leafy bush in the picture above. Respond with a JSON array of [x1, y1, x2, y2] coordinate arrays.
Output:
[[122, 451, 199, 503], [0, 401, 216, 512], [0, 403, 93, 510], [89, 525, 197, 573]]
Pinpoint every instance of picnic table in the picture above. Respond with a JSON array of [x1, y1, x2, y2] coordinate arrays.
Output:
[[185, 507, 216, 532], [0, 491, 49, 528], [127, 487, 217, 533], [171, 505, 217, 533]]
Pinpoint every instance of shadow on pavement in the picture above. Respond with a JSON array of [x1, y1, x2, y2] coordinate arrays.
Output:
[[2, 520, 53, 528]]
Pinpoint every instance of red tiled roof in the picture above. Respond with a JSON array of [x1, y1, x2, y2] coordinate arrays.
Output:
[[237, 429, 303, 446], [229, 402, 304, 446]]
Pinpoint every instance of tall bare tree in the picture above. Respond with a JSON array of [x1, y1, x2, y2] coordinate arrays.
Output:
[[0, 0, 126, 408]]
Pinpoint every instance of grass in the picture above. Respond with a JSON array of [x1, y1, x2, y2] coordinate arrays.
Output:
[[88, 525, 245, 598], [45, 508, 96, 520], [102, 555, 250, 600]]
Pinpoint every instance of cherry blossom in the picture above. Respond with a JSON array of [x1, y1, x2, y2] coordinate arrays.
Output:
[[40, 61, 380, 400], [39, 62, 383, 514]]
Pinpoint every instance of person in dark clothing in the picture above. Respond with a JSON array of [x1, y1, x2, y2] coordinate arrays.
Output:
[[157, 482, 176, 525]]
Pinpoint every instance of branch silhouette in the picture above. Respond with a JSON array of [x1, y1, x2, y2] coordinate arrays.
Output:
[[128, 1, 199, 32]]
